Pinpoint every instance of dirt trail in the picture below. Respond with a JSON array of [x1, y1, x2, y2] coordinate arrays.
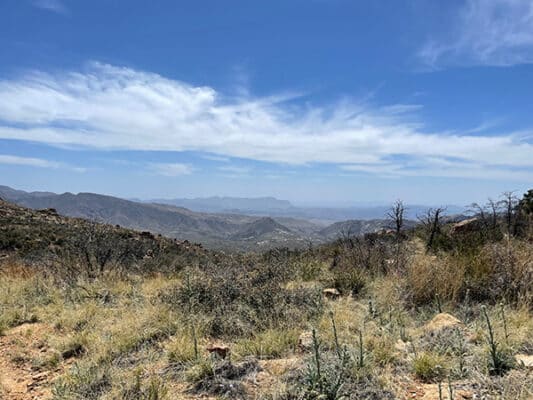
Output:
[[0, 323, 63, 400]]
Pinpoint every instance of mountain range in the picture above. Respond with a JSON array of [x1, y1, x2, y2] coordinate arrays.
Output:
[[146, 196, 464, 223], [0, 185, 413, 250]]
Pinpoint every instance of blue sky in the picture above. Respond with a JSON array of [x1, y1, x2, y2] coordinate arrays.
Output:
[[0, 0, 532, 206]]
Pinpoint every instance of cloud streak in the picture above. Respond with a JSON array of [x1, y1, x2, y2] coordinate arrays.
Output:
[[32, 0, 68, 14], [0, 154, 84, 171], [418, 0, 533, 68], [148, 163, 194, 177], [0, 62, 531, 181]]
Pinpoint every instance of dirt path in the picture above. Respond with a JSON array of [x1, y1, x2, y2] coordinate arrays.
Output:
[[0, 323, 63, 400]]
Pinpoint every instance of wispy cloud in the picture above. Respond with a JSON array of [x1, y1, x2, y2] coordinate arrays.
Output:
[[341, 156, 532, 181], [148, 163, 194, 177], [32, 0, 68, 14], [418, 0, 533, 68], [0, 154, 84, 171], [0, 62, 531, 181], [217, 165, 251, 175], [201, 154, 231, 163]]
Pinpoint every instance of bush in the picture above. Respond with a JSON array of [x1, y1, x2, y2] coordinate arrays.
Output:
[[235, 328, 299, 359], [405, 239, 533, 308], [412, 352, 447, 382], [160, 263, 323, 337], [53, 362, 111, 399]]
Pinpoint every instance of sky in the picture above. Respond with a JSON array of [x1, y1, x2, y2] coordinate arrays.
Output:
[[0, 0, 532, 206]]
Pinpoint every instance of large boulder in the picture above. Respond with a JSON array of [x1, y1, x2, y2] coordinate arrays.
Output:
[[450, 218, 481, 235]]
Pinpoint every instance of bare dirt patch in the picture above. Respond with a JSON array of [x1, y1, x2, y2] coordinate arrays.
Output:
[[0, 323, 67, 400]]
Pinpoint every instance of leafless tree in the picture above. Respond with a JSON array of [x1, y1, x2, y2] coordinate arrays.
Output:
[[500, 191, 519, 237], [387, 199, 406, 238], [418, 207, 446, 251], [487, 198, 499, 230]]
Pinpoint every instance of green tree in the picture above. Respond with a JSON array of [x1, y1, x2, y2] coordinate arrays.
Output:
[[519, 189, 533, 215]]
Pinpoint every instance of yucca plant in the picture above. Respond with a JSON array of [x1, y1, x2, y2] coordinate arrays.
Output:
[[481, 305, 513, 375]]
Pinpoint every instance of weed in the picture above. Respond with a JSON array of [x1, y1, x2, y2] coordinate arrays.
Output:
[[481, 305, 514, 375]]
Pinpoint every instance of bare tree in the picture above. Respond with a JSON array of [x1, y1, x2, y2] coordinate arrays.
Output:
[[387, 199, 406, 239], [418, 207, 446, 251], [500, 191, 519, 237], [487, 198, 499, 230]]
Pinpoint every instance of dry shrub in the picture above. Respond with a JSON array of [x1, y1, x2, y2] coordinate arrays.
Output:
[[406, 253, 465, 306], [160, 263, 323, 338], [473, 241, 532, 306], [405, 239, 532, 308], [235, 327, 299, 359]]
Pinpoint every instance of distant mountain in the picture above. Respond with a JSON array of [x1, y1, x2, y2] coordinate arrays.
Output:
[[150, 195, 465, 223], [230, 217, 294, 240], [0, 186, 322, 250], [0, 185, 415, 250], [149, 196, 293, 213]]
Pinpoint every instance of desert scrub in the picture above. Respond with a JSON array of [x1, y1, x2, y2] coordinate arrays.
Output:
[[281, 328, 394, 400], [316, 297, 366, 349], [160, 264, 323, 337], [406, 253, 465, 306], [365, 334, 398, 367], [296, 259, 327, 281], [412, 352, 447, 382], [53, 361, 112, 400], [186, 358, 260, 399], [167, 325, 208, 364], [0, 275, 56, 328], [119, 373, 168, 400], [234, 327, 299, 359]]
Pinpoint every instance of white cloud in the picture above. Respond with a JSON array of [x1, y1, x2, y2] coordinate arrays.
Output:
[[0, 154, 84, 171], [201, 154, 231, 163], [148, 163, 194, 177], [0, 62, 531, 181], [341, 157, 532, 181], [217, 165, 251, 175], [418, 0, 533, 67], [32, 0, 68, 14]]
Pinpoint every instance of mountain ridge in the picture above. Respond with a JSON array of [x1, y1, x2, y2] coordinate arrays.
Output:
[[0, 185, 398, 250]]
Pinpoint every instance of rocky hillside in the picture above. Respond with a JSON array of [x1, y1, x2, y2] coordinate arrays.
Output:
[[0, 199, 205, 272]]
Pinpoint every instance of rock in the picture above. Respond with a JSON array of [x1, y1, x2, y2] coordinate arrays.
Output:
[[515, 354, 533, 369], [206, 344, 230, 359], [61, 343, 85, 359], [297, 331, 314, 352], [451, 218, 481, 234], [394, 339, 409, 352], [322, 288, 341, 299], [32, 371, 49, 381], [457, 389, 474, 399], [424, 313, 463, 333]]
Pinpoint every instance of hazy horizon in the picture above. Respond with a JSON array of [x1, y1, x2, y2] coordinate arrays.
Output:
[[2, 182, 519, 210]]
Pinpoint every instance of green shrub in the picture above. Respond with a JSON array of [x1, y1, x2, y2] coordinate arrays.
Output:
[[412, 352, 447, 382]]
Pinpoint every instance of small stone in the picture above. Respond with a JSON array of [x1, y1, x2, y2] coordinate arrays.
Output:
[[322, 288, 341, 299], [515, 353, 533, 369], [297, 331, 314, 352], [206, 344, 230, 359], [457, 390, 474, 399]]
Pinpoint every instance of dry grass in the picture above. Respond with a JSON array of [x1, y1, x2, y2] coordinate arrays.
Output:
[[0, 227, 532, 399]]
